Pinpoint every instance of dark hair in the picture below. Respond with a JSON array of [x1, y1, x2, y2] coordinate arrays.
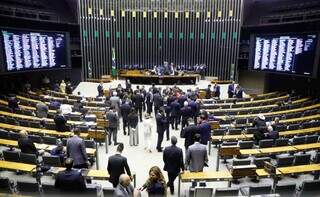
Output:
[[117, 143, 124, 152], [194, 133, 201, 142], [65, 158, 74, 170], [73, 128, 81, 135], [171, 136, 177, 145]]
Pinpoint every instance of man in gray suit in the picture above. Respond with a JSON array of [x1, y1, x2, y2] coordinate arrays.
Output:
[[186, 134, 208, 172], [110, 91, 121, 116], [113, 174, 140, 197], [67, 128, 89, 169], [36, 101, 48, 118]]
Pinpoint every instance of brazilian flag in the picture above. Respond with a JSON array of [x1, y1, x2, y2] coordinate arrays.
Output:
[[111, 47, 117, 78]]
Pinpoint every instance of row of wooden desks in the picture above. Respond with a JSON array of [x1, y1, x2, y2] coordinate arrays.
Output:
[[179, 164, 320, 196], [0, 138, 96, 156]]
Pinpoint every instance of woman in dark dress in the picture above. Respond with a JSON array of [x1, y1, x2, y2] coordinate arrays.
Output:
[[141, 166, 167, 197]]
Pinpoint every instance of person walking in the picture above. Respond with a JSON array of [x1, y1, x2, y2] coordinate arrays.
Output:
[[128, 108, 139, 146], [143, 113, 153, 153]]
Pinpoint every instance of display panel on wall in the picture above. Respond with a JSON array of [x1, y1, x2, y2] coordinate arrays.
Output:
[[0, 27, 71, 73], [249, 33, 320, 78], [79, 0, 243, 80]]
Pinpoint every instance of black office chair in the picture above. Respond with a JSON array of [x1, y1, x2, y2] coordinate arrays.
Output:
[[0, 129, 9, 139], [42, 184, 60, 197], [43, 155, 62, 167], [299, 180, 320, 197], [312, 152, 320, 163], [274, 183, 296, 197], [276, 155, 294, 167], [253, 157, 271, 168], [20, 153, 37, 164], [17, 181, 40, 196], [239, 141, 254, 149], [305, 135, 319, 144], [3, 150, 20, 162], [287, 123, 300, 130], [240, 184, 272, 196], [259, 139, 274, 148], [275, 138, 289, 147], [84, 140, 96, 149], [0, 177, 12, 194], [246, 127, 258, 134], [294, 154, 311, 166], [9, 132, 21, 140], [29, 135, 42, 143], [212, 129, 226, 136], [42, 136, 57, 145], [194, 187, 213, 197], [228, 128, 242, 135], [215, 187, 239, 196], [292, 136, 306, 145]]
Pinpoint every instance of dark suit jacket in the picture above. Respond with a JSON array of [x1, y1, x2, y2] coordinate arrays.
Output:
[[170, 101, 180, 116], [54, 115, 68, 132], [156, 113, 167, 133], [163, 145, 184, 174], [197, 122, 211, 145], [214, 85, 221, 97], [18, 137, 38, 155], [107, 154, 131, 187], [120, 103, 131, 121], [132, 94, 144, 108], [180, 106, 192, 120], [55, 169, 86, 192], [181, 125, 199, 149], [235, 89, 243, 99]]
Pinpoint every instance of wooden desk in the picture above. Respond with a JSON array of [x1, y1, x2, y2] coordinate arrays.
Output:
[[212, 134, 247, 142], [280, 114, 320, 124], [0, 139, 96, 156], [239, 149, 261, 155], [0, 122, 89, 138], [0, 160, 36, 173], [293, 143, 320, 151], [178, 171, 232, 196], [87, 169, 110, 180], [259, 146, 297, 154], [255, 169, 282, 177], [278, 164, 320, 175]]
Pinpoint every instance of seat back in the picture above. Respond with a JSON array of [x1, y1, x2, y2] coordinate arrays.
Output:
[[259, 139, 274, 148], [43, 155, 61, 167], [276, 155, 294, 167], [239, 141, 254, 149], [275, 124, 287, 132], [232, 159, 251, 166], [9, 132, 21, 140], [194, 187, 213, 197], [249, 185, 272, 196], [20, 153, 37, 164], [3, 150, 20, 162], [29, 135, 42, 143], [0, 177, 12, 194], [253, 157, 271, 168], [313, 152, 320, 163], [300, 180, 320, 197], [275, 138, 289, 147], [212, 129, 226, 136], [292, 136, 306, 145], [0, 129, 9, 139], [228, 129, 242, 135], [215, 187, 239, 196], [294, 154, 311, 166], [275, 183, 296, 197], [287, 123, 300, 130], [103, 187, 115, 197], [305, 135, 319, 144], [84, 140, 96, 149], [246, 127, 257, 134], [42, 136, 57, 145], [17, 181, 40, 196]]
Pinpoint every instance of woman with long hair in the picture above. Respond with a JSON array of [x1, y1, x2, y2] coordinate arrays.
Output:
[[141, 166, 167, 196], [128, 107, 139, 146]]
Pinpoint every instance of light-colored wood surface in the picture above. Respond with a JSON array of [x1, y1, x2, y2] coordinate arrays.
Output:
[[278, 164, 320, 175], [0, 139, 96, 155], [255, 169, 281, 177], [293, 143, 320, 151], [180, 171, 232, 182], [259, 146, 297, 154], [280, 114, 320, 124], [0, 160, 36, 172], [87, 169, 110, 179], [239, 149, 261, 155]]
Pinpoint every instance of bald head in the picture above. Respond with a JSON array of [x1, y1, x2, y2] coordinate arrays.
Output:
[[119, 174, 131, 187], [19, 130, 28, 138]]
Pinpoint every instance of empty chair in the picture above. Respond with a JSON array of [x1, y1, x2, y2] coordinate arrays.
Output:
[[274, 183, 296, 197], [287, 123, 300, 130], [20, 153, 37, 164], [299, 180, 320, 197], [305, 135, 319, 144], [16, 181, 40, 196], [0, 177, 12, 194], [275, 124, 287, 132], [9, 132, 20, 140], [228, 129, 242, 135], [276, 155, 294, 167], [253, 157, 271, 168], [0, 116, 7, 123], [29, 121, 41, 128], [3, 150, 20, 162], [236, 119, 247, 125], [84, 140, 96, 149], [301, 122, 314, 129], [240, 184, 272, 196], [312, 152, 320, 163], [275, 138, 289, 147], [45, 123, 56, 130], [42, 136, 57, 145], [29, 135, 42, 143], [19, 120, 29, 127], [6, 117, 17, 125], [232, 158, 251, 166], [246, 127, 258, 134], [292, 136, 306, 145], [215, 187, 239, 196], [43, 155, 61, 167], [212, 129, 226, 136], [294, 154, 311, 165], [0, 129, 9, 139], [259, 139, 274, 148], [194, 187, 213, 197], [239, 141, 254, 149]]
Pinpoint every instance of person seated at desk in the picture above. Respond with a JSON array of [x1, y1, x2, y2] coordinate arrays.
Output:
[[54, 109, 69, 132], [253, 114, 267, 144], [265, 125, 279, 140], [54, 158, 86, 192], [50, 140, 65, 164], [73, 98, 84, 113], [36, 101, 48, 118], [18, 130, 39, 155], [8, 95, 20, 112], [234, 85, 243, 99]]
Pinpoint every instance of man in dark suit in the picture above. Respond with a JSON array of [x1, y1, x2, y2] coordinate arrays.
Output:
[[170, 99, 181, 130], [107, 143, 132, 188], [228, 81, 236, 98], [97, 82, 104, 97], [55, 158, 86, 192], [132, 90, 144, 122], [156, 108, 168, 152], [120, 101, 131, 135], [213, 83, 221, 98], [18, 130, 38, 155], [106, 106, 119, 145], [180, 101, 192, 131], [181, 118, 199, 151], [54, 109, 69, 132], [235, 85, 243, 99], [153, 91, 162, 116], [145, 88, 153, 114], [205, 84, 212, 99], [163, 136, 184, 195], [67, 129, 89, 169], [197, 115, 211, 145], [8, 95, 19, 112]]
